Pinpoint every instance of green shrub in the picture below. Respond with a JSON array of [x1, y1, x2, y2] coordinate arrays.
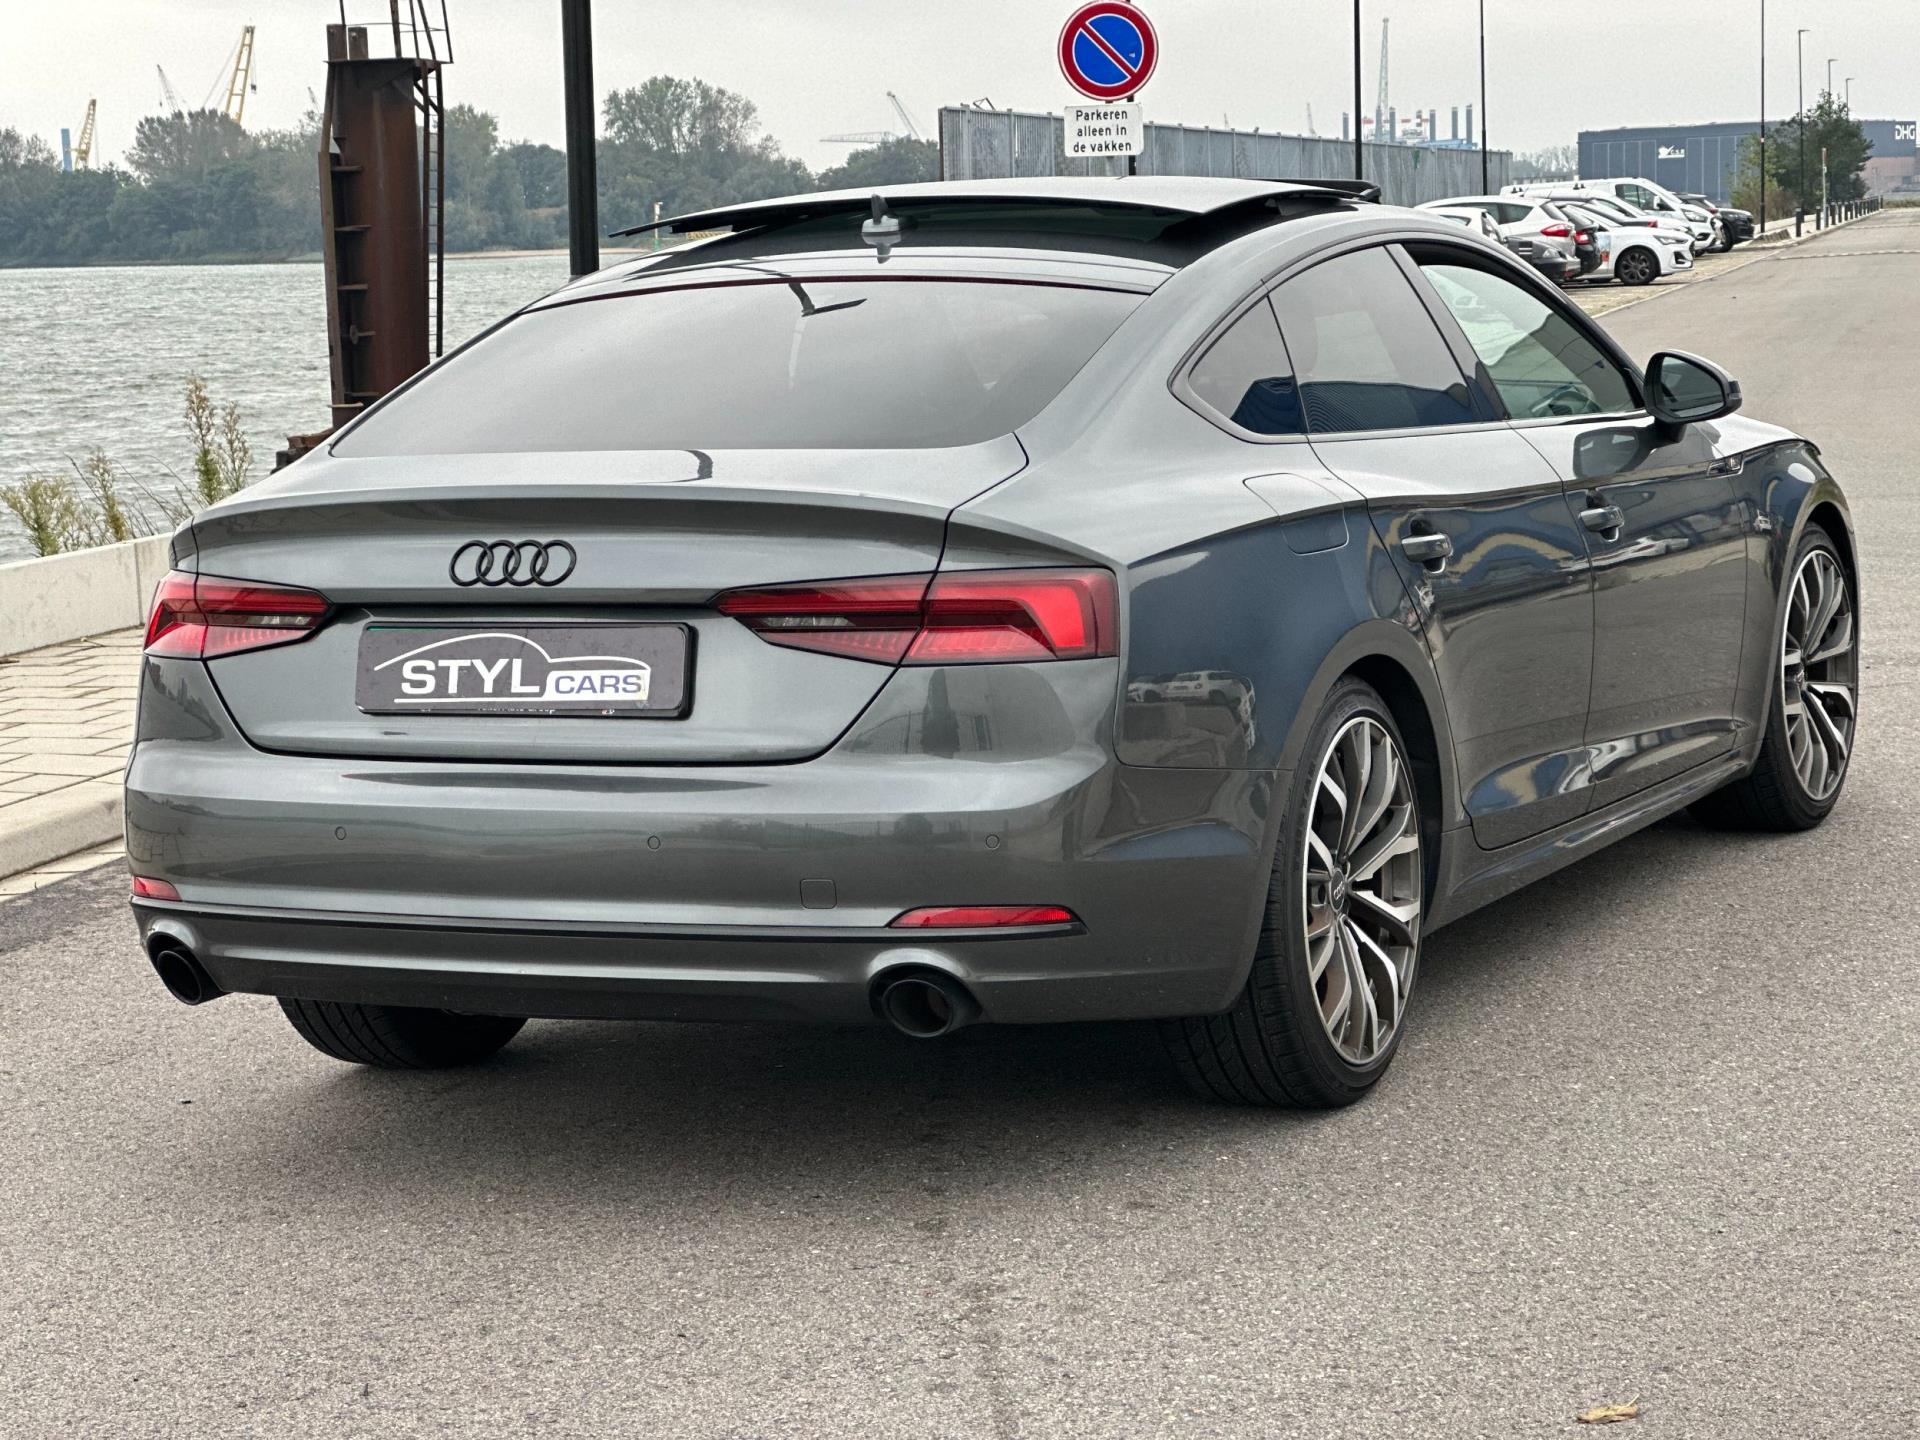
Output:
[[4, 377, 254, 559], [0, 475, 87, 557], [184, 374, 253, 507]]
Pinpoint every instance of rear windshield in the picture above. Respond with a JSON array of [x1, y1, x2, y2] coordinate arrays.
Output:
[[335, 276, 1145, 454]]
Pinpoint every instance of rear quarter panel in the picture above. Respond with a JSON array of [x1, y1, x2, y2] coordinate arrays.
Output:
[[954, 399, 1459, 823]]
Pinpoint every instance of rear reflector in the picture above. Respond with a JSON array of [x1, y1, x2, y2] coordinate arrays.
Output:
[[717, 568, 1117, 665], [131, 876, 181, 901], [890, 905, 1078, 929], [144, 571, 332, 660]]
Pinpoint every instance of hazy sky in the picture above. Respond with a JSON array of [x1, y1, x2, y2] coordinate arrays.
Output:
[[6, 1, 1914, 173]]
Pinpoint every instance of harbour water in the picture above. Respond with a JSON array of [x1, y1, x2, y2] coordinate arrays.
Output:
[[0, 255, 595, 563]]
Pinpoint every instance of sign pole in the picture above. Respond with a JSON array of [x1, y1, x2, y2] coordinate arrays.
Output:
[[1758, 0, 1767, 236]]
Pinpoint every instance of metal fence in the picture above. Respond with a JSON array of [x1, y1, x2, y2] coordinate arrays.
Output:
[[939, 108, 1509, 206]]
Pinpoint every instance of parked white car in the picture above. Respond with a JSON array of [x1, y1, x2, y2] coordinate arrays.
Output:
[[1416, 195, 1580, 282], [1529, 192, 1695, 285], [1423, 204, 1503, 242], [1506, 177, 1718, 253], [1423, 193, 1573, 246]]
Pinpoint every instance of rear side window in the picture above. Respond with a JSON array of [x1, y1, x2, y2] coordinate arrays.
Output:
[[1268, 248, 1477, 434], [1186, 298, 1303, 436], [336, 277, 1146, 454]]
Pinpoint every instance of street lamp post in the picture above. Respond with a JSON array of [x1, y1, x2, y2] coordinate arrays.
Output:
[[1479, 0, 1489, 193], [1797, 28, 1809, 235], [561, 0, 599, 277], [1353, 1, 1363, 181], [1844, 77, 1853, 110], [1822, 57, 1838, 227], [1758, 0, 1766, 237]]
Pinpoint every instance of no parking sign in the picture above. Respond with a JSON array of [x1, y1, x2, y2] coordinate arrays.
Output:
[[1058, 1, 1158, 102]]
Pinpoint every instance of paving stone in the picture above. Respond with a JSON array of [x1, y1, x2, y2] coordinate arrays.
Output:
[[0, 629, 142, 879]]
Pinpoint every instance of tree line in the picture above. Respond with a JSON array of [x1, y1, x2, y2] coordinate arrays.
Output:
[[1731, 96, 1873, 217], [0, 77, 937, 266]]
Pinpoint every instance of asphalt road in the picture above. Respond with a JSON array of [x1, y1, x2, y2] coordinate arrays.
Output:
[[4, 212, 1917, 1440]]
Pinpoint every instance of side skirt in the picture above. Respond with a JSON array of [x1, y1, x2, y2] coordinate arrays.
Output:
[[1425, 747, 1755, 931]]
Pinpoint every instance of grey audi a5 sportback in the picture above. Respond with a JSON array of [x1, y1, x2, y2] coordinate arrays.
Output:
[[128, 177, 1858, 1106]]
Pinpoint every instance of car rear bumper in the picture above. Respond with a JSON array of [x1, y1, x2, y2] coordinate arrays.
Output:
[[127, 658, 1280, 1025], [132, 897, 1233, 1025]]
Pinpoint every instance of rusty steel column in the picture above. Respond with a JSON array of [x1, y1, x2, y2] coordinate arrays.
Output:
[[318, 24, 431, 429]]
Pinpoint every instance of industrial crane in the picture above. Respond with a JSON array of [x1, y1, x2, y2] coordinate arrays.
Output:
[[222, 24, 256, 125], [196, 24, 257, 125], [1374, 18, 1390, 140], [74, 99, 96, 166], [156, 66, 184, 113], [887, 91, 922, 141], [822, 91, 923, 146]]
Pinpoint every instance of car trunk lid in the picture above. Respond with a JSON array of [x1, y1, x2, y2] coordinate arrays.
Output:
[[185, 440, 1024, 764]]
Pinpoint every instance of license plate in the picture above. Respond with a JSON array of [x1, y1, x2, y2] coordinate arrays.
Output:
[[355, 624, 691, 717]]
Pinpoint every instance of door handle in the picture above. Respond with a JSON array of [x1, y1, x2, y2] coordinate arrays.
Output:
[[1400, 531, 1454, 571], [1579, 503, 1625, 540]]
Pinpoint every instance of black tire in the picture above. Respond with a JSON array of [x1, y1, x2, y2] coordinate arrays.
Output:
[[1692, 525, 1857, 832], [1162, 677, 1424, 1109], [278, 998, 525, 1069], [1615, 246, 1658, 285]]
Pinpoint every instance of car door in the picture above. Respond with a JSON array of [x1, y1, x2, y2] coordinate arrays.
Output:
[[1616, 181, 1707, 246], [1406, 247, 1750, 807], [1265, 243, 1599, 849]]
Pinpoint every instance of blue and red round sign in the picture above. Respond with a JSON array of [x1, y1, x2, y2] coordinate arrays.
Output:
[[1058, 2, 1158, 103]]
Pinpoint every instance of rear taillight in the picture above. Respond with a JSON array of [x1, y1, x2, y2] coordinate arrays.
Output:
[[890, 905, 1079, 929], [131, 876, 180, 901], [144, 571, 333, 660], [717, 568, 1118, 665], [1574, 230, 1592, 245], [1540, 223, 1572, 238]]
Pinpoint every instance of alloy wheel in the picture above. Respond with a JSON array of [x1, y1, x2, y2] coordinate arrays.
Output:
[[1301, 716, 1422, 1065], [1781, 548, 1857, 802]]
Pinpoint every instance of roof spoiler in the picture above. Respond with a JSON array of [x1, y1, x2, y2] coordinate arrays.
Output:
[[611, 178, 1382, 240], [1257, 177, 1381, 203]]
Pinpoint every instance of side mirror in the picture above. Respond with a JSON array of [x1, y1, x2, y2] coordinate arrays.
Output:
[[1645, 350, 1742, 432]]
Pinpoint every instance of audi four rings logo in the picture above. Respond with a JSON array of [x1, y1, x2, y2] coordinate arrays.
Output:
[[450, 540, 578, 587]]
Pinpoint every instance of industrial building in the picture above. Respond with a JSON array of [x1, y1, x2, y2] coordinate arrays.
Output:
[[1579, 118, 1919, 205]]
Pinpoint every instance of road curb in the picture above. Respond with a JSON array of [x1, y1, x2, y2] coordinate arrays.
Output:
[[0, 782, 123, 883]]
